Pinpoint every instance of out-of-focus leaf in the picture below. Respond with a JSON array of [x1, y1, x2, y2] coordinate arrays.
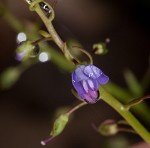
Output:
[[0, 67, 21, 89], [124, 69, 143, 97]]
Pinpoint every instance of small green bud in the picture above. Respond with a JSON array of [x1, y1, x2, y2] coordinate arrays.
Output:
[[98, 120, 118, 136], [50, 114, 69, 137], [92, 43, 108, 55]]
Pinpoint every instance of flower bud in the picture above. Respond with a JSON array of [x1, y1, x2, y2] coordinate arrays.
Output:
[[98, 120, 118, 136], [15, 41, 40, 61], [92, 43, 108, 55]]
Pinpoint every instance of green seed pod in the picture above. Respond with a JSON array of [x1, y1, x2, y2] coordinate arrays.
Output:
[[50, 114, 69, 137]]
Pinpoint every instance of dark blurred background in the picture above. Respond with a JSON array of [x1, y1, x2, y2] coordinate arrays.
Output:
[[0, 0, 150, 148]]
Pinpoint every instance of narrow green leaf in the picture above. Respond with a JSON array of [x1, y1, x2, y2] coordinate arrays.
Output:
[[124, 69, 143, 97]]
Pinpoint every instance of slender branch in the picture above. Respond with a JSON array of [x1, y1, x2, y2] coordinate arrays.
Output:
[[117, 128, 137, 134], [124, 95, 150, 110], [66, 102, 87, 116], [72, 46, 93, 64], [32, 36, 52, 45]]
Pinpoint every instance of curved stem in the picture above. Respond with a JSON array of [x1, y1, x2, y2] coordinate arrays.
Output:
[[32, 36, 52, 46], [100, 86, 150, 144], [72, 46, 93, 64], [124, 95, 150, 111], [66, 102, 87, 116], [30, 2, 78, 64], [117, 128, 137, 134]]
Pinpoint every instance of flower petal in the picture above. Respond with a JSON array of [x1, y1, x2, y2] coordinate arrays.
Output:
[[72, 71, 77, 84], [87, 79, 99, 91], [89, 90, 99, 100], [82, 80, 89, 93], [83, 64, 102, 79], [74, 65, 89, 82], [98, 73, 109, 84], [82, 90, 99, 103], [82, 94, 95, 103], [72, 81, 85, 97]]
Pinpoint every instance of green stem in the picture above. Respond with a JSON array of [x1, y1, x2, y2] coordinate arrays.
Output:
[[106, 82, 150, 125], [100, 86, 150, 144], [36, 9, 63, 49]]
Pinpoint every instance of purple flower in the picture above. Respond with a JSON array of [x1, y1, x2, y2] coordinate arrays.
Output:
[[72, 64, 109, 103]]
